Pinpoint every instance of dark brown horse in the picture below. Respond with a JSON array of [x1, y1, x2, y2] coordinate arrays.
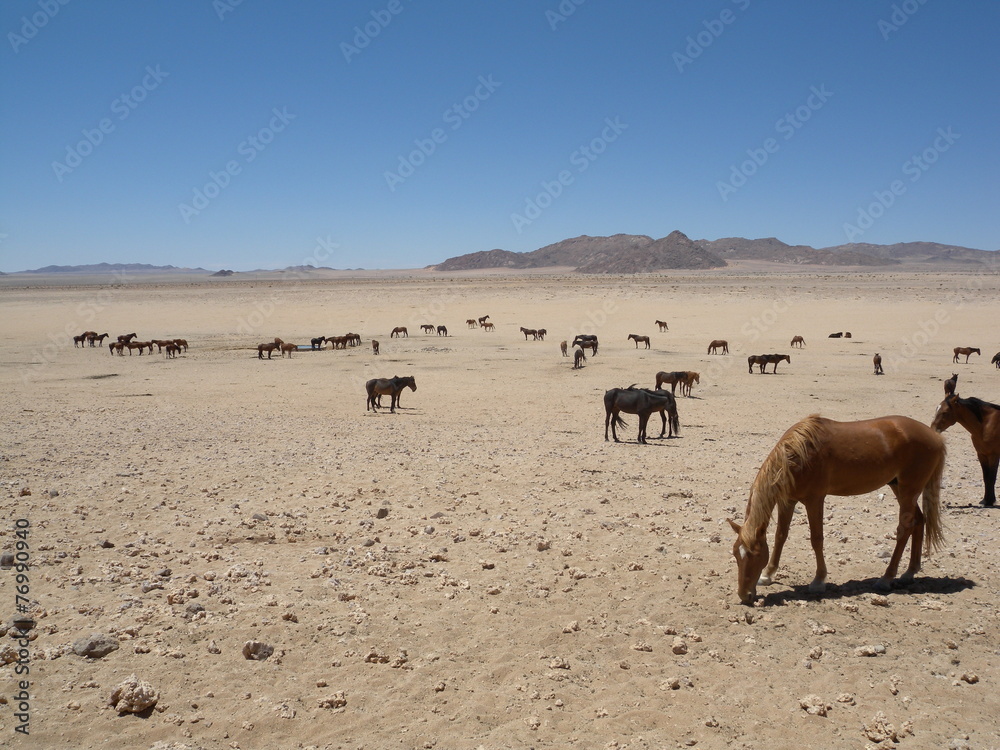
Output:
[[117, 332, 137, 343], [366, 375, 417, 413], [478, 315, 490, 327], [749, 354, 790, 374], [560, 340, 568, 357], [992, 352, 1000, 368], [87, 333, 109, 347], [953, 346, 980, 364], [420, 324, 435, 333], [573, 335, 598, 356], [173, 339, 189, 352], [790, 335, 805, 348], [729, 414, 946, 604], [520, 327, 538, 340], [604, 386, 680, 444], [311, 336, 327, 350], [628, 334, 650, 349], [257, 342, 278, 359], [873, 353, 884, 375], [932, 393, 1000, 507], [481, 321, 495, 331], [391, 327, 408, 338], [467, 319, 478, 329], [372, 339, 380, 355], [536, 328, 546, 341], [437, 325, 448, 336], [944, 373, 957, 396], [708, 339, 728, 355], [165, 343, 180, 358], [573, 348, 586, 369]]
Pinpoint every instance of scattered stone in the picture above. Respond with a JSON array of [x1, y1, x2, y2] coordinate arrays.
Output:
[[632, 641, 652, 652], [318, 692, 347, 709], [869, 594, 890, 607], [109, 674, 159, 714], [251, 513, 268, 522], [863, 711, 899, 742], [99, 539, 115, 548], [525, 715, 541, 730], [549, 657, 569, 669], [242, 641, 274, 661], [19, 488, 30, 497], [376, 507, 389, 519], [562, 621, 579, 633], [855, 644, 886, 657], [73, 633, 120, 659], [961, 672, 979, 684], [836, 693, 856, 705], [671, 637, 688, 655], [207, 640, 221, 654], [799, 695, 830, 716], [48, 489, 60, 497]]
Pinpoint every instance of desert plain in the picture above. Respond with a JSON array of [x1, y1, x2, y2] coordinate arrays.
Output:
[[1, 267, 999, 750]]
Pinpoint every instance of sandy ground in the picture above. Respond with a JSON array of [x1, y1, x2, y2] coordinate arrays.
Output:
[[1, 270, 999, 750]]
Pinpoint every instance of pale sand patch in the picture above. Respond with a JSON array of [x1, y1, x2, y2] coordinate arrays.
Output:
[[1, 271, 998, 749]]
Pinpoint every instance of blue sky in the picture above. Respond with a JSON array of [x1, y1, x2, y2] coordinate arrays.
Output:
[[1, 1, 997, 272]]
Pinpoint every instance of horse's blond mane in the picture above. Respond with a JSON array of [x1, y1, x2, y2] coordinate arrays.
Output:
[[739, 415, 826, 549]]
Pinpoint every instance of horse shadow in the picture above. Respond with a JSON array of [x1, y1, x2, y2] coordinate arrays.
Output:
[[761, 574, 976, 605]]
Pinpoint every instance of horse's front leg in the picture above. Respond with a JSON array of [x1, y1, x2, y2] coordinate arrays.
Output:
[[804, 498, 828, 593], [979, 453, 998, 507], [759, 503, 794, 586]]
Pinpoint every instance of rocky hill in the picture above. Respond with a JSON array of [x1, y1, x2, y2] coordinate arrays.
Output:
[[434, 232, 726, 273]]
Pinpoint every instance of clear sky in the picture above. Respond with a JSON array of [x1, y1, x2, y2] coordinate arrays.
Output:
[[1, 1, 997, 272]]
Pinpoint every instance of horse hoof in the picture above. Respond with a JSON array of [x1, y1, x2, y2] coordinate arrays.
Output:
[[757, 574, 773, 586], [980, 500, 996, 508]]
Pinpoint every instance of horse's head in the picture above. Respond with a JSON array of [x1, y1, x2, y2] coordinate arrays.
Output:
[[406, 377, 417, 391], [931, 395, 959, 433], [728, 519, 769, 605]]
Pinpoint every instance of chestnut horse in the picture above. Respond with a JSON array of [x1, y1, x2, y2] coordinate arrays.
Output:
[[932, 393, 1000, 507], [708, 339, 728, 355], [628, 334, 650, 349], [279, 343, 297, 358], [729, 414, 945, 604], [604, 386, 680, 444], [391, 327, 408, 338], [790, 336, 805, 348], [481, 322, 495, 331], [656, 320, 669, 332], [366, 375, 417, 413], [873, 353, 884, 375], [467, 319, 478, 328], [953, 347, 980, 364]]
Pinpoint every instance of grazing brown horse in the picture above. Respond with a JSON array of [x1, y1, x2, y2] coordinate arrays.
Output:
[[560, 340, 568, 357], [828, 332, 843, 338], [748, 354, 790, 374], [366, 375, 417, 413], [729, 414, 946, 604], [604, 386, 680, 444], [520, 327, 538, 340], [707, 339, 728, 355], [173, 339, 189, 352], [790, 335, 805, 348], [932, 393, 1000, 507], [372, 339, 380, 355], [481, 322, 495, 332], [573, 348, 586, 369], [467, 319, 478, 328], [257, 342, 278, 359], [279, 342, 297, 358], [656, 320, 669, 332], [953, 346, 980, 364], [873, 353, 884, 375], [654, 371, 686, 394], [391, 327, 408, 338], [628, 334, 650, 349], [437, 325, 448, 336], [478, 315, 490, 327], [420, 324, 435, 334]]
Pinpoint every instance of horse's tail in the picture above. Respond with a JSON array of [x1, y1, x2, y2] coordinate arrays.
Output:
[[670, 409, 680, 437], [921, 446, 946, 554], [613, 415, 628, 430]]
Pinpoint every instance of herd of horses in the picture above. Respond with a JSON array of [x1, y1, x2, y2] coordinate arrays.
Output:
[[73, 331, 188, 357]]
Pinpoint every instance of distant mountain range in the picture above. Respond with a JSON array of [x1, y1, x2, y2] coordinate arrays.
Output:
[[434, 232, 997, 273], [20, 262, 209, 274]]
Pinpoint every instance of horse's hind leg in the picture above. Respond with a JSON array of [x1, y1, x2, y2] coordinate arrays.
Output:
[[879, 486, 923, 589]]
